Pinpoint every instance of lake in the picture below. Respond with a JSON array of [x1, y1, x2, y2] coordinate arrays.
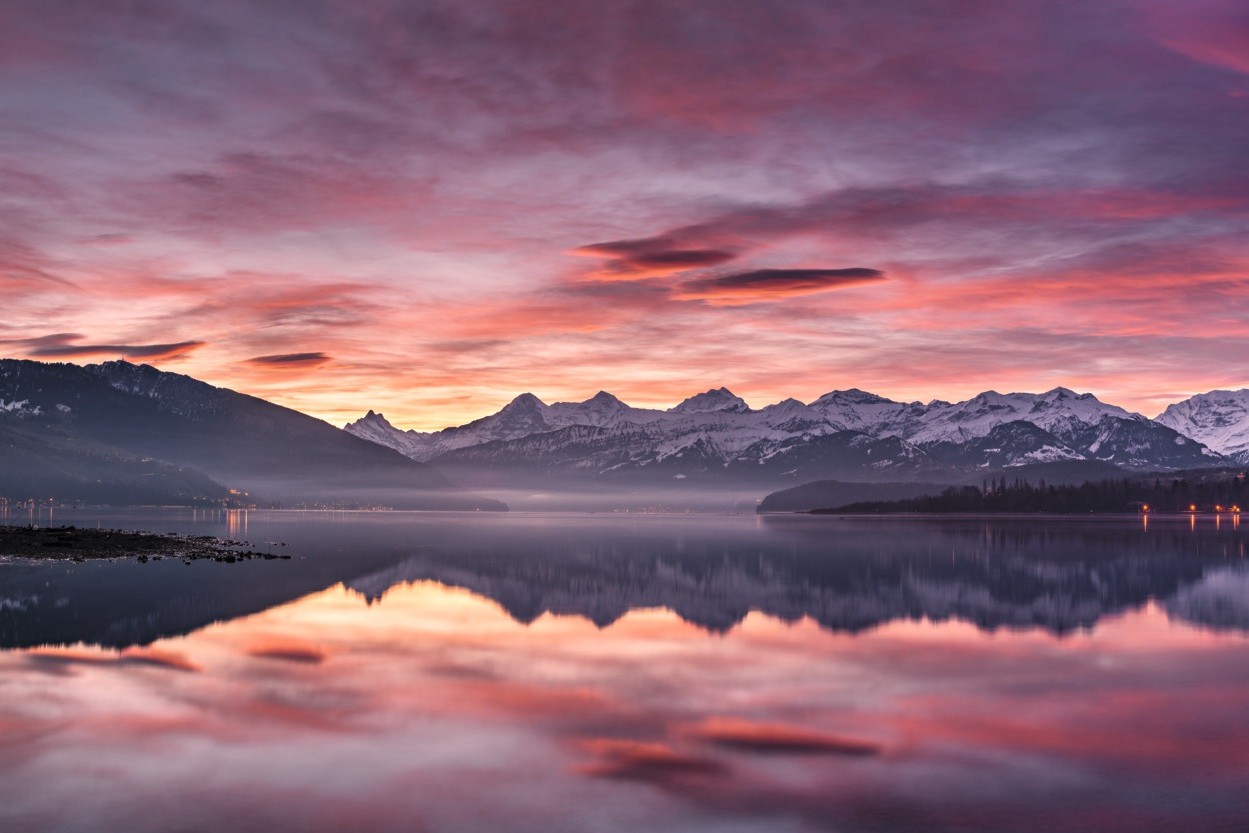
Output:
[[1, 509, 1247, 832]]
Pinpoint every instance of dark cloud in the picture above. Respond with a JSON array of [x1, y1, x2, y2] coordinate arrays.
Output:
[[246, 644, 327, 664], [626, 249, 736, 269], [680, 267, 885, 301], [117, 648, 202, 673], [29, 340, 205, 359], [245, 352, 332, 368], [25, 648, 200, 674], [590, 177, 1249, 281], [685, 720, 882, 757], [576, 235, 738, 277], [577, 237, 683, 259], [24, 651, 112, 677], [577, 739, 727, 783], [0, 332, 83, 348], [701, 267, 883, 289]]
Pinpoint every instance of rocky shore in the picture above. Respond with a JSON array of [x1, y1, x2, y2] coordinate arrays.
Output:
[[0, 524, 292, 563]]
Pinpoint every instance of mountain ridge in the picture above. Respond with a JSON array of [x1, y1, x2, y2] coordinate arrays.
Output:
[[0, 358, 505, 510], [345, 384, 1228, 486]]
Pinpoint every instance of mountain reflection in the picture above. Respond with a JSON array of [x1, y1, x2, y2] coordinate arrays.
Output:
[[2, 512, 1247, 649], [344, 516, 1249, 636]]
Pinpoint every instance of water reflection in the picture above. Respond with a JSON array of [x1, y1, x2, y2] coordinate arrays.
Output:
[[226, 508, 248, 539], [2, 512, 1249, 648], [2, 580, 1247, 832], [346, 516, 1249, 636], [1, 512, 1248, 832]]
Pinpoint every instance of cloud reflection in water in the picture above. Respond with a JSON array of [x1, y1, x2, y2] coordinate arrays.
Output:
[[0, 574, 1246, 832]]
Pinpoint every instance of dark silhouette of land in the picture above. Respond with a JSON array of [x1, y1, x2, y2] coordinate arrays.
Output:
[[813, 471, 1248, 514], [0, 524, 290, 562]]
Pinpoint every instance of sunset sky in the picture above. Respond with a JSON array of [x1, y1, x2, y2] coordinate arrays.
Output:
[[2, 0, 1248, 429]]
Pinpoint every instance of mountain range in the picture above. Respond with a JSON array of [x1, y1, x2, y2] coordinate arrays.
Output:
[[4, 356, 1247, 508], [346, 385, 1244, 489], [0, 359, 503, 510]]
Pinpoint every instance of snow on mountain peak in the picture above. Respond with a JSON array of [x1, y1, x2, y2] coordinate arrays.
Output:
[[502, 392, 547, 411], [352, 409, 402, 430], [763, 397, 808, 412], [903, 388, 1136, 446], [755, 398, 831, 432], [1156, 389, 1249, 462], [341, 382, 1227, 472], [569, 390, 627, 414], [541, 390, 639, 428], [808, 388, 910, 432], [670, 387, 751, 414], [812, 388, 898, 407]]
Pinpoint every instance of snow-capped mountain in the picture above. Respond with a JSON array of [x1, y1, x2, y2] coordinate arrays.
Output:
[[345, 385, 1223, 484], [810, 386, 1206, 468], [1156, 390, 1249, 464], [874, 388, 1134, 445], [668, 386, 750, 414], [345, 390, 673, 461]]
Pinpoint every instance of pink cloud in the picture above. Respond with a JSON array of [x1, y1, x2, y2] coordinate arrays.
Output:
[[1142, 0, 1249, 75], [0, 1, 1246, 426]]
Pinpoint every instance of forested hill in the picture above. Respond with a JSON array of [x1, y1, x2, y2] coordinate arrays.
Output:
[[814, 471, 1249, 514]]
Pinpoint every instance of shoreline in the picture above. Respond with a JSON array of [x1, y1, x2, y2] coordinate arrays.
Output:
[[0, 524, 292, 563]]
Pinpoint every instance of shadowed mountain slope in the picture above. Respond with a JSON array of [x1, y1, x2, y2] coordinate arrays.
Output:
[[0, 359, 504, 510]]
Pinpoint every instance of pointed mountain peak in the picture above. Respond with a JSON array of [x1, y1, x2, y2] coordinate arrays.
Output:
[[813, 388, 896, 406], [502, 392, 547, 411], [584, 390, 624, 406], [1038, 386, 1097, 402], [345, 410, 395, 430], [762, 396, 813, 412], [482, 392, 551, 432], [761, 398, 817, 420], [670, 387, 750, 414]]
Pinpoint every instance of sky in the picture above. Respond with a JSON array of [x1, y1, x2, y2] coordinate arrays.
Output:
[[1, 0, 1248, 430]]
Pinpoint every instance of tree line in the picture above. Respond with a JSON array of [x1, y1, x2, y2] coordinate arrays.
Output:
[[817, 472, 1249, 514]]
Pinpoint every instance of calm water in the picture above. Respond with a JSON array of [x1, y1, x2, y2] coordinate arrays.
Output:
[[2, 509, 1248, 833]]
